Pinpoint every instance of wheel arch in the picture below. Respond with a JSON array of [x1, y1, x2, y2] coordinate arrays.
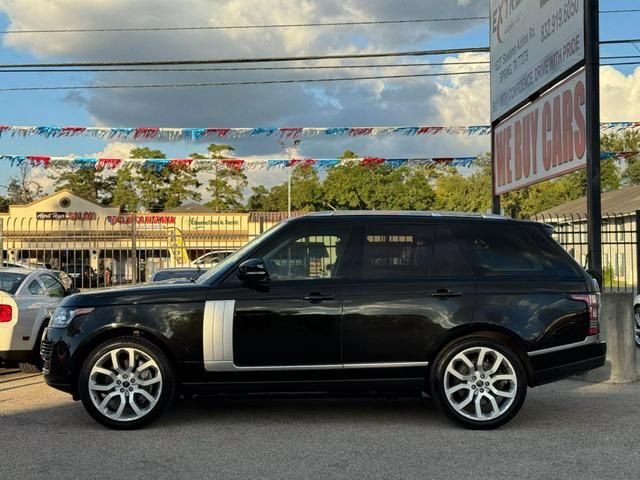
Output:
[[70, 326, 177, 399], [428, 324, 534, 387]]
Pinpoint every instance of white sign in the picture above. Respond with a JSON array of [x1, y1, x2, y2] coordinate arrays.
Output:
[[492, 70, 586, 195], [490, 0, 584, 121]]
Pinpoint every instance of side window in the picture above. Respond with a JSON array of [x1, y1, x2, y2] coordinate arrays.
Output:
[[432, 224, 472, 276], [40, 274, 66, 297], [450, 222, 562, 275], [261, 225, 351, 281], [28, 280, 45, 296], [360, 223, 433, 279]]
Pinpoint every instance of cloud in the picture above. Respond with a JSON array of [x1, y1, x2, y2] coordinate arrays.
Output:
[[599, 66, 640, 122]]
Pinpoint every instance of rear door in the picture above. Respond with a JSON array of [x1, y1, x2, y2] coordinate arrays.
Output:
[[341, 221, 476, 376]]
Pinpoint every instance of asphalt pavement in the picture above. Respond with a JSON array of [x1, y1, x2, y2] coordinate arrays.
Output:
[[1, 367, 639, 480]]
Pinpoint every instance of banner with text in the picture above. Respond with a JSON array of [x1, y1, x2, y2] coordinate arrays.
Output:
[[490, 0, 584, 121], [493, 70, 586, 195]]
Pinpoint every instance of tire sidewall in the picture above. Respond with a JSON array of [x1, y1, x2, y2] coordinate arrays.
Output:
[[430, 336, 527, 430], [79, 336, 174, 429]]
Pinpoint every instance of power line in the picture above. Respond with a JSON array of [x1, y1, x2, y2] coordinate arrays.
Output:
[[0, 47, 490, 69], [0, 38, 635, 70], [0, 9, 636, 35], [0, 16, 490, 34], [0, 60, 491, 74], [2, 56, 639, 74], [600, 38, 640, 45], [0, 70, 490, 92]]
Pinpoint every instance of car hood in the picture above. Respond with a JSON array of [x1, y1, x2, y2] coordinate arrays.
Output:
[[61, 282, 209, 307]]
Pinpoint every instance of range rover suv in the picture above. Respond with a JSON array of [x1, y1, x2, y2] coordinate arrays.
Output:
[[42, 212, 606, 429]]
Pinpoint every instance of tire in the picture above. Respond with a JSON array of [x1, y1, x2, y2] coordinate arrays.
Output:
[[430, 336, 527, 430], [78, 336, 174, 429], [18, 362, 42, 374], [18, 320, 49, 374], [634, 306, 640, 348]]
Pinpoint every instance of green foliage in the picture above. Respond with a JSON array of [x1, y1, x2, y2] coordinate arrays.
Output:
[[111, 147, 202, 212], [0, 196, 10, 212], [52, 167, 115, 205], [602, 131, 640, 186], [323, 163, 435, 210], [193, 144, 248, 212]]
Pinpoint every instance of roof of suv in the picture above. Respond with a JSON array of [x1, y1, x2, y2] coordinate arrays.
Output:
[[297, 210, 527, 221]]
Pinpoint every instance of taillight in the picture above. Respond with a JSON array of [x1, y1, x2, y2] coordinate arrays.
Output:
[[0, 304, 12, 323], [569, 293, 600, 336]]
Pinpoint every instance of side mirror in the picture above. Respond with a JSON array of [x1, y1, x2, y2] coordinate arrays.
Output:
[[65, 287, 81, 296], [237, 258, 269, 283], [586, 269, 603, 289]]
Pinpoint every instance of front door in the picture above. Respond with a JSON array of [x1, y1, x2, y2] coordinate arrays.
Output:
[[206, 222, 352, 370]]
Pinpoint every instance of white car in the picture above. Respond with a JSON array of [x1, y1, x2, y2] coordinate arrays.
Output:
[[634, 295, 640, 347], [0, 268, 72, 373], [191, 250, 235, 269]]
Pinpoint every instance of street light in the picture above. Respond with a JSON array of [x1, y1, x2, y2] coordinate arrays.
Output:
[[277, 139, 301, 217]]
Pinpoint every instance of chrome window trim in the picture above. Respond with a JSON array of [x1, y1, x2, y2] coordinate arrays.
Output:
[[527, 335, 600, 357]]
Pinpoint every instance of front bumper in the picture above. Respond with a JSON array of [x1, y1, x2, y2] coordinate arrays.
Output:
[[529, 340, 607, 386], [41, 327, 74, 395]]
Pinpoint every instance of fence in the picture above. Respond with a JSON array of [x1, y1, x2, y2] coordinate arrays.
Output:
[[0, 212, 294, 289], [533, 212, 640, 293]]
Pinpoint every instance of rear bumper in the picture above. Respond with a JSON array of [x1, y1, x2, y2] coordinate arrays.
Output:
[[529, 340, 606, 386], [0, 349, 32, 362]]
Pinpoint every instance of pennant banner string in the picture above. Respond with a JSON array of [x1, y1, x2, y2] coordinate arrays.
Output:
[[0, 123, 638, 141], [0, 152, 634, 171]]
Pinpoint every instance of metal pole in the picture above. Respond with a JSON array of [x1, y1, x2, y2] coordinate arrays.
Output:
[[634, 210, 640, 295], [585, 0, 602, 280], [288, 166, 291, 218]]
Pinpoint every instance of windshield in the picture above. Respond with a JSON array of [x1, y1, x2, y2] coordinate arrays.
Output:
[[0, 272, 27, 294], [196, 221, 290, 284]]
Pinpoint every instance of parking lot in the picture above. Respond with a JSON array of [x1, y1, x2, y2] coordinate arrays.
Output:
[[1, 368, 638, 479]]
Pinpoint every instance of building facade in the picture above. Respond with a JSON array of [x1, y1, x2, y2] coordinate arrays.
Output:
[[0, 190, 289, 285]]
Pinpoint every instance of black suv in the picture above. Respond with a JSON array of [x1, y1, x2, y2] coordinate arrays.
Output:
[[42, 212, 606, 429]]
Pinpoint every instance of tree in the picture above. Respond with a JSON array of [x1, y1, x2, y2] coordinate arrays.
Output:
[[52, 167, 115, 205], [111, 147, 202, 212], [323, 163, 436, 210], [246, 185, 270, 211], [0, 196, 10, 212], [195, 144, 247, 212], [602, 130, 640, 185], [6, 163, 43, 204]]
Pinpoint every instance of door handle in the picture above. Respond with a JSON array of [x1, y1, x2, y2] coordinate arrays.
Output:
[[302, 293, 335, 302], [430, 289, 462, 299]]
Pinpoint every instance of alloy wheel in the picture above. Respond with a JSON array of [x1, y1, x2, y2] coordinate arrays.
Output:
[[635, 308, 640, 347], [442, 346, 518, 421], [88, 347, 163, 422]]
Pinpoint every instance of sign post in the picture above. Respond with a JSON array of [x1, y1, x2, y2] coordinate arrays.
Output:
[[584, 0, 601, 280]]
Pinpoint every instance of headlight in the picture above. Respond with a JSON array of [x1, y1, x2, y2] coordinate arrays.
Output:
[[51, 307, 94, 328]]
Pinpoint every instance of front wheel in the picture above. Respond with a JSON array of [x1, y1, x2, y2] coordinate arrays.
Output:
[[430, 336, 527, 429], [79, 336, 174, 429]]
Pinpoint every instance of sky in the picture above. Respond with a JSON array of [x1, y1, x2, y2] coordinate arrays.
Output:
[[0, 0, 639, 198]]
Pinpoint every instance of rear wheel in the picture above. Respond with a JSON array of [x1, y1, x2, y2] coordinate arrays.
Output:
[[634, 306, 640, 347], [79, 336, 174, 429], [430, 336, 527, 429]]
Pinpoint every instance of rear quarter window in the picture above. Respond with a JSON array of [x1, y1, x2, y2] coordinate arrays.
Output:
[[449, 222, 580, 277]]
